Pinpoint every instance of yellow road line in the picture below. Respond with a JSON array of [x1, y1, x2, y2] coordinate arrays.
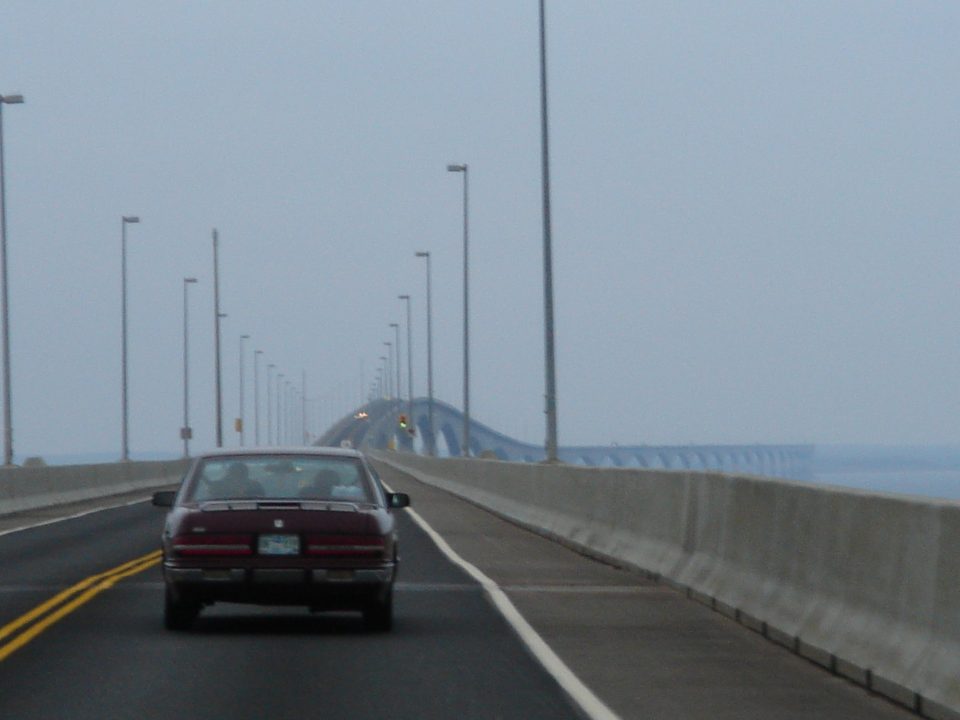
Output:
[[0, 550, 162, 662], [0, 549, 161, 643]]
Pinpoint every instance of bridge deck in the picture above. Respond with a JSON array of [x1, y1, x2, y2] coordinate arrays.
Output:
[[375, 461, 913, 720]]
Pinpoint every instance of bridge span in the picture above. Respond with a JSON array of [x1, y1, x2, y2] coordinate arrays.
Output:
[[319, 397, 814, 480]]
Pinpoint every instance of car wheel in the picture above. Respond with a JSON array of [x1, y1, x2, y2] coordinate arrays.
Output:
[[363, 588, 393, 632], [164, 586, 200, 631]]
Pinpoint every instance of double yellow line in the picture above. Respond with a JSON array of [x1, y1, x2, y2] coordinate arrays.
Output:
[[0, 549, 162, 662]]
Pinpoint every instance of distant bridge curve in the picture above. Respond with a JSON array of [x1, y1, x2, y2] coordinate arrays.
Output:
[[318, 398, 813, 480]]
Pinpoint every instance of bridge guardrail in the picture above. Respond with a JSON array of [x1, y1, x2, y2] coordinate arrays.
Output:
[[373, 451, 960, 720], [0, 459, 189, 516]]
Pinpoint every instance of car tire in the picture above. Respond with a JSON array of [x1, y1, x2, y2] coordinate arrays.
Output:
[[164, 586, 200, 631], [362, 588, 393, 632]]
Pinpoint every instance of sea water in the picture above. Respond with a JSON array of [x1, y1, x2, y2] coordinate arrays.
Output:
[[813, 470, 960, 501]]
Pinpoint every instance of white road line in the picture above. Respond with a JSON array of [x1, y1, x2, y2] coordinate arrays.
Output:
[[399, 503, 622, 720], [0, 496, 152, 538], [504, 585, 658, 594]]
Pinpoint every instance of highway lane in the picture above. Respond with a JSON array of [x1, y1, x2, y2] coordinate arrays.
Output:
[[0, 501, 582, 720]]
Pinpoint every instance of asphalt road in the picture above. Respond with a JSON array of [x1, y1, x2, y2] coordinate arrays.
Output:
[[0, 500, 582, 720], [0, 471, 922, 720]]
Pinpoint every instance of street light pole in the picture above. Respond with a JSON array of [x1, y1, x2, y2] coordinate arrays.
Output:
[[238, 334, 250, 445], [284, 380, 291, 444], [301, 369, 308, 445], [539, 0, 559, 462], [254, 350, 263, 445], [447, 162, 470, 456], [267, 363, 275, 444], [0, 93, 23, 466], [182, 278, 198, 457], [212, 229, 224, 447], [284, 381, 291, 444], [119, 213, 140, 461], [398, 295, 413, 429], [290, 381, 297, 444], [389, 322, 401, 406], [415, 251, 434, 455], [277, 373, 285, 445], [383, 342, 393, 399]]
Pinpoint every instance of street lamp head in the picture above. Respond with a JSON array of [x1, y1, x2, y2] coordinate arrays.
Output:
[[398, 294, 410, 300], [0, 95, 24, 105], [241, 334, 250, 340], [184, 277, 198, 284], [415, 251, 430, 258], [122, 216, 140, 224], [268, 363, 275, 369], [446, 163, 466, 173], [218, 312, 228, 318], [389, 323, 398, 328]]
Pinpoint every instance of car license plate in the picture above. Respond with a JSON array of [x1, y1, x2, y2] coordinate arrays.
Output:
[[258, 534, 300, 555]]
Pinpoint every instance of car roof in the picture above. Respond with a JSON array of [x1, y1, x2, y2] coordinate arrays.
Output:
[[191, 446, 364, 460]]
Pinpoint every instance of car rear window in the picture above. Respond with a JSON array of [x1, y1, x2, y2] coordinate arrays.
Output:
[[184, 455, 376, 503]]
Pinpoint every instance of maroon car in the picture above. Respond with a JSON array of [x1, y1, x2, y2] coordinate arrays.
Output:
[[153, 448, 409, 631]]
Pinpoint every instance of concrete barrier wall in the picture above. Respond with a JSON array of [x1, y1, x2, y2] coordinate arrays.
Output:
[[0, 459, 189, 516], [375, 452, 960, 719]]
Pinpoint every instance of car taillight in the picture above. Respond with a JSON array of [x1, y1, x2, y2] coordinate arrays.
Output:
[[172, 534, 254, 556], [305, 535, 386, 558]]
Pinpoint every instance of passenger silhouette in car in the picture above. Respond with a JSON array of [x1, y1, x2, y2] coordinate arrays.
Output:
[[298, 469, 339, 499], [216, 462, 264, 498]]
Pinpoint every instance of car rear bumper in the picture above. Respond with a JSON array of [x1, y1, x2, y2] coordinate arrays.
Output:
[[164, 565, 394, 584], [163, 563, 396, 608]]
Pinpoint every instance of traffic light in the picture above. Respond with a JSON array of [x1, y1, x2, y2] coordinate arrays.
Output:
[[398, 414, 408, 429]]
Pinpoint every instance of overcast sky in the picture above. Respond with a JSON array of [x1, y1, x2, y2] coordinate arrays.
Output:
[[1, 1, 959, 459]]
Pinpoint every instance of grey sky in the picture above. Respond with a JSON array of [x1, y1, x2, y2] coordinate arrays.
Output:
[[1, 1, 959, 458]]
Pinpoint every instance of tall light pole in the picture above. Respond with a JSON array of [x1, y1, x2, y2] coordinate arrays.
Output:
[[539, 0, 559, 461], [290, 382, 296, 444], [238, 334, 250, 445], [301, 369, 308, 445], [290, 381, 298, 444], [389, 322, 401, 406], [383, 342, 393, 399], [378, 358, 387, 399], [283, 381, 290, 444], [284, 379, 292, 444], [212, 229, 224, 447], [267, 363, 275, 444], [0, 93, 23, 466], [415, 251, 434, 455], [119, 213, 140, 461], [398, 295, 413, 429], [447, 162, 470, 456], [277, 373, 285, 445], [181, 278, 198, 457], [254, 350, 263, 445]]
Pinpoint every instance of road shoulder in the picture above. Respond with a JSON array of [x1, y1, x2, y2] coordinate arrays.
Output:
[[0, 484, 176, 536]]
